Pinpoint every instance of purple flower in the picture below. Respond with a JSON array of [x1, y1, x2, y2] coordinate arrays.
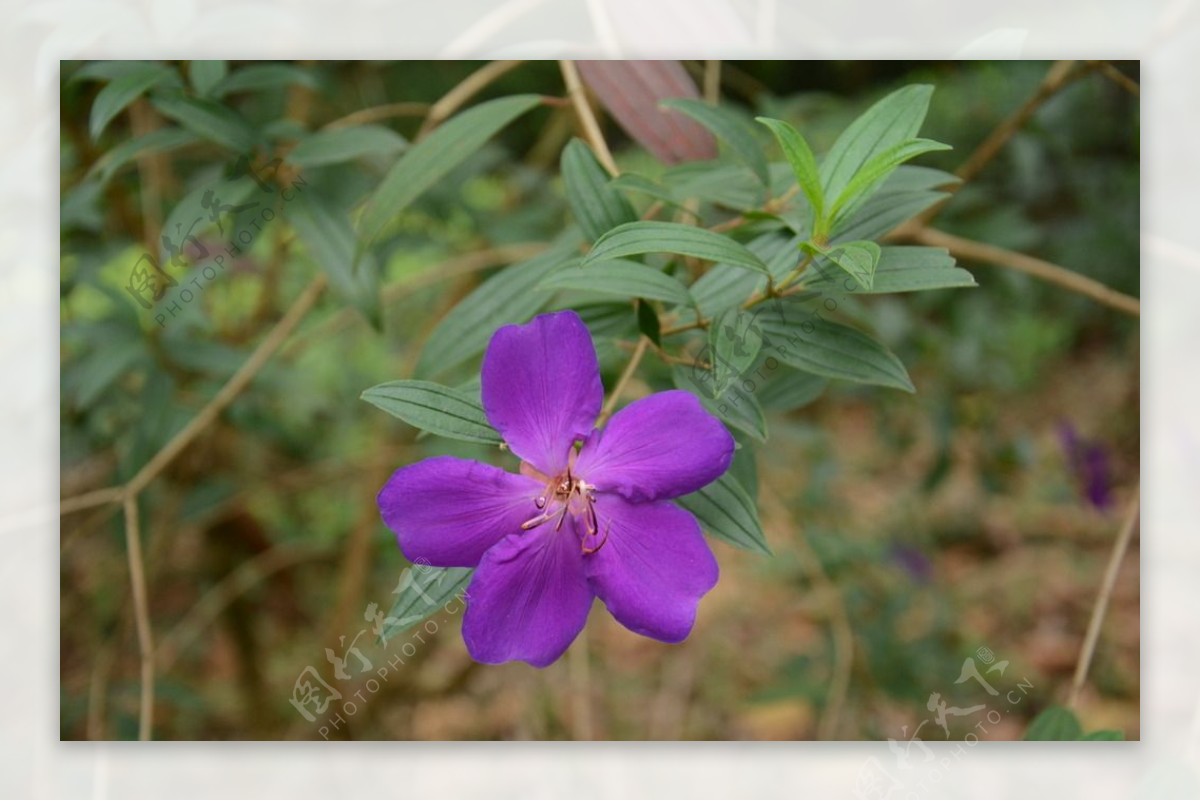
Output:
[[377, 310, 735, 667]]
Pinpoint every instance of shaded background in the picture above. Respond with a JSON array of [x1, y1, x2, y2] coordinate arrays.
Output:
[[59, 60, 1139, 741]]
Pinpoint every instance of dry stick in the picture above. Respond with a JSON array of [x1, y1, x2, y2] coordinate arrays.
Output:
[[122, 494, 154, 741], [598, 336, 650, 425], [909, 226, 1141, 318], [1090, 61, 1140, 97], [321, 102, 430, 132], [955, 60, 1081, 185], [157, 545, 330, 674], [703, 60, 721, 104], [559, 60, 619, 177], [60, 486, 125, 516], [417, 60, 524, 139], [125, 276, 328, 498], [1069, 488, 1141, 709]]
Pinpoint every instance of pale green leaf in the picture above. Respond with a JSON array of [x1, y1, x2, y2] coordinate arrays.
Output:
[[361, 380, 501, 445], [758, 310, 914, 392], [539, 259, 691, 305], [286, 192, 382, 328], [583, 221, 769, 275], [663, 99, 770, 186], [287, 125, 407, 169], [677, 472, 770, 555], [89, 65, 175, 140], [757, 117, 825, 229], [561, 138, 636, 241], [188, 60, 227, 96], [379, 566, 473, 643], [151, 94, 259, 152]]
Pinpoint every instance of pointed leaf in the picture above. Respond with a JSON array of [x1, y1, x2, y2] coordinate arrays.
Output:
[[356, 94, 542, 249], [361, 380, 501, 445], [89, 65, 175, 140], [663, 99, 770, 186], [805, 246, 975, 294], [804, 240, 882, 291], [188, 60, 227, 96], [539, 259, 691, 305], [212, 64, 320, 98], [286, 192, 382, 328], [757, 117, 825, 231], [89, 128, 200, 185], [820, 84, 935, 204], [583, 221, 769, 275], [151, 94, 259, 152], [673, 366, 767, 443], [829, 137, 951, 231], [561, 138, 637, 241], [286, 125, 407, 169], [379, 566, 473, 643], [677, 472, 771, 555], [1024, 707, 1084, 741], [758, 311, 914, 392], [709, 308, 764, 396]]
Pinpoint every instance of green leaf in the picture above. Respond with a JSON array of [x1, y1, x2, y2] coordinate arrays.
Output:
[[286, 125, 407, 169], [361, 380, 502, 445], [758, 310, 914, 392], [663, 99, 770, 186], [1080, 730, 1124, 741], [828, 138, 951, 231], [805, 246, 975, 294], [88, 128, 200, 185], [72, 60, 172, 83], [561, 138, 637, 241], [610, 173, 686, 210], [662, 162, 765, 211], [157, 176, 259, 266], [357, 94, 542, 250], [378, 566, 473, 643], [677, 472, 770, 555], [673, 366, 767, 443], [583, 221, 769, 275], [820, 84, 935, 205], [151, 94, 259, 153], [636, 299, 662, 347], [804, 240, 882, 291], [756, 368, 828, 411], [415, 237, 578, 379], [538, 259, 691, 306], [212, 64, 319, 98], [1024, 706, 1084, 741], [830, 166, 956, 244], [89, 65, 175, 140], [188, 60, 227, 96], [709, 308, 763, 396], [285, 192, 382, 328], [757, 117, 825, 232]]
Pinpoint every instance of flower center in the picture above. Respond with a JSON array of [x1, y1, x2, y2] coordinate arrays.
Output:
[[520, 467, 608, 554]]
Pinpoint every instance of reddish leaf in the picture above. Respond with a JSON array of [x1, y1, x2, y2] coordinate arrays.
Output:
[[577, 61, 717, 164]]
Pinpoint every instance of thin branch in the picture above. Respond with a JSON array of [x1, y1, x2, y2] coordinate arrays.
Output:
[[567, 628, 594, 740], [703, 60, 721, 104], [1089, 61, 1140, 97], [559, 60, 619, 176], [598, 336, 649, 425], [417, 60, 523, 139], [907, 226, 1140, 317], [1069, 488, 1140, 709], [955, 60, 1082, 185], [322, 102, 430, 132], [124, 276, 327, 498], [123, 494, 154, 741], [60, 485, 125, 516], [157, 545, 331, 674]]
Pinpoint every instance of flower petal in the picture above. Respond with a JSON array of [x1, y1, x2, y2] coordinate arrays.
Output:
[[378, 456, 541, 568], [575, 390, 735, 501], [462, 522, 594, 667], [481, 310, 603, 475], [585, 494, 718, 643]]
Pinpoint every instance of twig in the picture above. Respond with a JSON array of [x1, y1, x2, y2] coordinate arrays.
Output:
[[125, 276, 327, 498], [567, 628, 594, 740], [703, 60, 721, 104], [157, 545, 330, 673], [122, 494, 154, 741], [559, 60, 619, 176], [598, 336, 649, 425], [60, 486, 125, 516], [417, 60, 523, 139], [322, 102, 430, 132], [1069, 488, 1140, 709], [1089, 61, 1140, 98], [907, 226, 1140, 317], [955, 60, 1082, 185]]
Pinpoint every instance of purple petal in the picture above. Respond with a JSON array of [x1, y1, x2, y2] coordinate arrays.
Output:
[[378, 456, 541, 568], [461, 522, 594, 667], [481, 310, 603, 476], [575, 390, 735, 502], [585, 494, 718, 642]]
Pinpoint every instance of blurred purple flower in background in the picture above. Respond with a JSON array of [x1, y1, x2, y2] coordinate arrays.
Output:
[[1057, 421, 1114, 511], [378, 311, 735, 667]]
